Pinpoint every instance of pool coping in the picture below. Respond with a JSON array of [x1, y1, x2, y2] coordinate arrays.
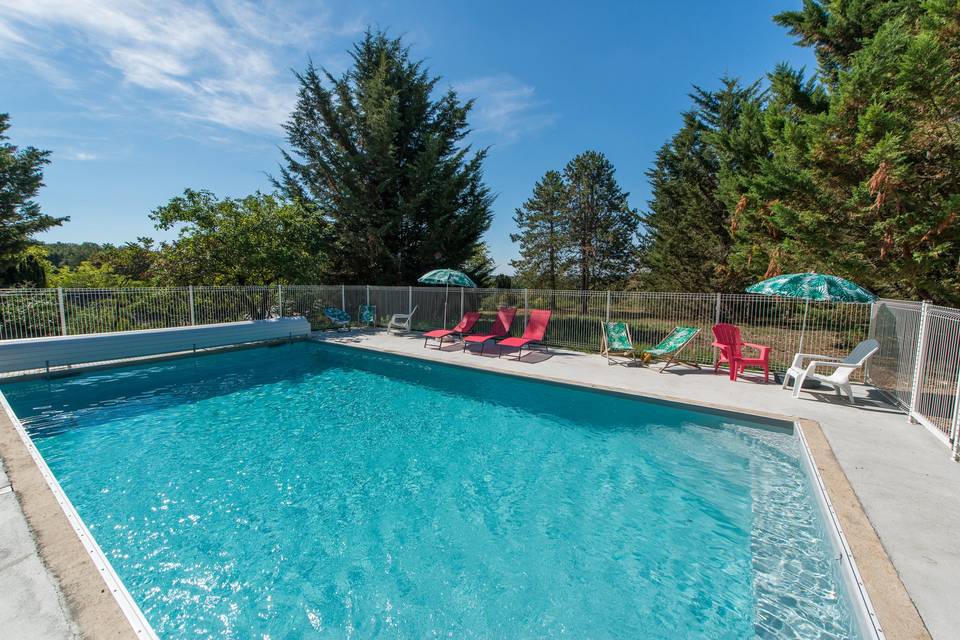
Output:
[[798, 418, 931, 640], [0, 335, 931, 640]]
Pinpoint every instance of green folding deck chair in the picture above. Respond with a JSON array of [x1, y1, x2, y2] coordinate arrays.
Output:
[[642, 326, 701, 373], [359, 304, 376, 326], [600, 321, 636, 366]]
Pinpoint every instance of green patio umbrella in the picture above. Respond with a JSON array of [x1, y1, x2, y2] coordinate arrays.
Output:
[[417, 269, 477, 329], [746, 272, 877, 353]]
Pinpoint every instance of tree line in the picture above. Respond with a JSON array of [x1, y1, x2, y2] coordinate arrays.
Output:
[[637, 0, 960, 303], [1, 2, 959, 304], [511, 0, 960, 304]]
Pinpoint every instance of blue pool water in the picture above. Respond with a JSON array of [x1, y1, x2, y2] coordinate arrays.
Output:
[[2, 342, 862, 639]]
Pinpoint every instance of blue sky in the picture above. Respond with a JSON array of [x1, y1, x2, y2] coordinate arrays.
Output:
[[0, 1, 815, 274]]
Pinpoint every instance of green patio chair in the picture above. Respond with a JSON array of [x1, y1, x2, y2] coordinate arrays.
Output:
[[642, 326, 701, 373], [322, 307, 351, 331], [600, 321, 636, 366], [359, 304, 376, 326]]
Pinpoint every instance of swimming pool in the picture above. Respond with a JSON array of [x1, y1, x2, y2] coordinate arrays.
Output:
[[2, 341, 872, 638]]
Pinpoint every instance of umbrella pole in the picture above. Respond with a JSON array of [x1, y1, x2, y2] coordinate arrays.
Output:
[[798, 298, 810, 354], [444, 283, 449, 329]]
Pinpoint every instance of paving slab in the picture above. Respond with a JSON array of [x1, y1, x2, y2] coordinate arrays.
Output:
[[0, 488, 77, 640]]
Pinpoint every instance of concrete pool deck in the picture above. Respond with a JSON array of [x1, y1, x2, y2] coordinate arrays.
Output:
[[314, 329, 959, 639], [0, 458, 77, 639], [0, 329, 955, 638]]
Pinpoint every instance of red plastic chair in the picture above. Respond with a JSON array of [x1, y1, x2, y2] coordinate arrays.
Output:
[[711, 323, 771, 382]]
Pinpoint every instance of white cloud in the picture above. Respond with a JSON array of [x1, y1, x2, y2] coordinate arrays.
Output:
[[0, 14, 74, 87], [61, 149, 98, 161], [454, 74, 556, 144], [0, 0, 362, 135], [0, 18, 26, 45]]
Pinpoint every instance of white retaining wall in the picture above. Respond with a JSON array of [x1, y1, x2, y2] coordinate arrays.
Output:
[[0, 317, 310, 373]]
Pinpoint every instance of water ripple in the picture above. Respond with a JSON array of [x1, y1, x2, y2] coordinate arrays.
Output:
[[2, 343, 860, 639]]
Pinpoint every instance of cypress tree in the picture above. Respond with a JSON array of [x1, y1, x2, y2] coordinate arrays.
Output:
[[0, 248, 48, 287], [729, 1, 960, 302], [0, 113, 66, 283], [639, 113, 727, 292], [641, 1, 960, 303], [639, 79, 762, 292], [276, 30, 493, 285], [717, 65, 829, 282], [773, 0, 923, 85]]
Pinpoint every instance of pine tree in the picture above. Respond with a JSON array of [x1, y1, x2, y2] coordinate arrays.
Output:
[[0, 113, 66, 282], [563, 151, 639, 291], [510, 170, 569, 289], [276, 30, 493, 285]]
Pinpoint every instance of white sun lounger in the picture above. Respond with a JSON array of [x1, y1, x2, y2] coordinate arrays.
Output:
[[782, 338, 880, 405], [387, 306, 417, 334]]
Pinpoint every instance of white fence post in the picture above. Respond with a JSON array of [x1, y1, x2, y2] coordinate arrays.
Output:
[[909, 301, 931, 422], [56, 287, 67, 336], [605, 291, 611, 322], [341, 284, 346, 311], [277, 284, 283, 318], [188, 286, 196, 325], [408, 286, 413, 314], [949, 365, 960, 460], [865, 300, 878, 381], [366, 285, 370, 307], [524, 288, 529, 330], [714, 293, 722, 365]]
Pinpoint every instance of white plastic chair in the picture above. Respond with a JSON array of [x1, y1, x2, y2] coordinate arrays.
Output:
[[782, 339, 879, 405], [387, 306, 417, 334]]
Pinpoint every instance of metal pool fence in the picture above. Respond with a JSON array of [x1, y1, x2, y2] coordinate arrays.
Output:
[[1, 285, 957, 458], [867, 300, 960, 454]]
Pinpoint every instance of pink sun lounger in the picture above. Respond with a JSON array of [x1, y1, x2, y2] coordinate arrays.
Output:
[[462, 307, 517, 355], [422, 312, 481, 349], [497, 309, 551, 360]]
